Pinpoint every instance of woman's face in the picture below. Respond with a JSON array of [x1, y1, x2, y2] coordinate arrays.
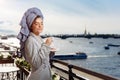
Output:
[[31, 17, 43, 35]]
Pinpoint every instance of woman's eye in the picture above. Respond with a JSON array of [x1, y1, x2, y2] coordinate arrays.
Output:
[[41, 23, 43, 25], [34, 23, 39, 25], [34, 22, 43, 26]]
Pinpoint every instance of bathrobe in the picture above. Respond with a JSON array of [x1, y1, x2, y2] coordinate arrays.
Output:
[[25, 32, 52, 80]]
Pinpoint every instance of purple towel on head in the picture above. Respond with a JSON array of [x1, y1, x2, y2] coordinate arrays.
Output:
[[17, 7, 44, 59]]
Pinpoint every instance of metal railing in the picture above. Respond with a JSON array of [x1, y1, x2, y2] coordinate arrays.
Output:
[[16, 64, 29, 80], [50, 59, 87, 80], [7, 58, 119, 80], [50, 59, 118, 80]]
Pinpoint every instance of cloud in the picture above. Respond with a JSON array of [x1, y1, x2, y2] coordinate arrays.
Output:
[[0, 20, 20, 35], [0, 20, 12, 27], [0, 29, 15, 35], [0, 0, 120, 35]]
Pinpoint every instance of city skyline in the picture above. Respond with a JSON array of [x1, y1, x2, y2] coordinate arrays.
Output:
[[0, 0, 120, 35]]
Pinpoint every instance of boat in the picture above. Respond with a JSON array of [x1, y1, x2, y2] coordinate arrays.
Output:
[[1, 36, 8, 40], [89, 41, 93, 44], [52, 52, 87, 60], [107, 44, 120, 47], [104, 45, 110, 50], [117, 52, 120, 55]]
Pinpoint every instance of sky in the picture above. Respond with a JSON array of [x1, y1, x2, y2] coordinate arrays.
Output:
[[0, 0, 120, 35]]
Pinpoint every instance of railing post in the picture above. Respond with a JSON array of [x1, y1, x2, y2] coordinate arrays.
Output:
[[49, 51, 55, 68], [21, 70, 23, 80], [68, 64, 74, 80], [50, 59, 53, 68]]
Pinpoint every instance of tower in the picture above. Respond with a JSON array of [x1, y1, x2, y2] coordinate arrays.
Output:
[[84, 26, 87, 36]]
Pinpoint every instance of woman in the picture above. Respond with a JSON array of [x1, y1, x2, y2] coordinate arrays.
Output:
[[17, 7, 52, 80]]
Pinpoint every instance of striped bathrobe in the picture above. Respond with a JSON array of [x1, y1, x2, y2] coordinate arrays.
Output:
[[25, 32, 52, 80]]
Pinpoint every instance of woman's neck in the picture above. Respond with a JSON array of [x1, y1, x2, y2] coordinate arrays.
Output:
[[31, 32, 40, 36]]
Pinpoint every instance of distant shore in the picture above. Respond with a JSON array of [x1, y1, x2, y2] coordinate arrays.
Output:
[[41, 34, 120, 39], [1, 34, 120, 39]]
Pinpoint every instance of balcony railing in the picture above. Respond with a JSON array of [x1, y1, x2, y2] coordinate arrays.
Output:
[[16, 64, 29, 80], [14, 58, 119, 80], [0, 49, 118, 80], [50, 59, 118, 80]]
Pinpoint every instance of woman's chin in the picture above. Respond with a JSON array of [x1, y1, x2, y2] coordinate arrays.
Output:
[[39, 30, 43, 33]]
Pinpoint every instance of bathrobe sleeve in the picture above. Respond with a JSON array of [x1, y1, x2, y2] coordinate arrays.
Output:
[[40, 43, 51, 59], [25, 37, 51, 70], [25, 36, 52, 80], [25, 37, 41, 70]]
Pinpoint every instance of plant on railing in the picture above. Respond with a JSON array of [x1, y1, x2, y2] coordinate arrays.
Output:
[[0, 54, 3, 59], [0, 52, 13, 60], [52, 73, 60, 80], [7, 54, 12, 59], [15, 58, 31, 71], [15, 58, 60, 80]]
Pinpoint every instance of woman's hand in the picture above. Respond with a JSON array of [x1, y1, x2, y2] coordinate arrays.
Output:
[[45, 37, 53, 46]]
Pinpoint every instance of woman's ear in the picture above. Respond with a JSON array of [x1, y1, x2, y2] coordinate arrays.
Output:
[[29, 27, 33, 32]]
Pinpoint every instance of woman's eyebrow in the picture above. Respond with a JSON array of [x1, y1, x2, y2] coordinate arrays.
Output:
[[34, 21, 42, 23]]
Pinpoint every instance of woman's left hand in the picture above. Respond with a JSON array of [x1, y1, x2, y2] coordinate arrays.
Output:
[[45, 37, 53, 46]]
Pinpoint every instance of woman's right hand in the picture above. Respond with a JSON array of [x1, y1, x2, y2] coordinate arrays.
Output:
[[45, 37, 53, 46]]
